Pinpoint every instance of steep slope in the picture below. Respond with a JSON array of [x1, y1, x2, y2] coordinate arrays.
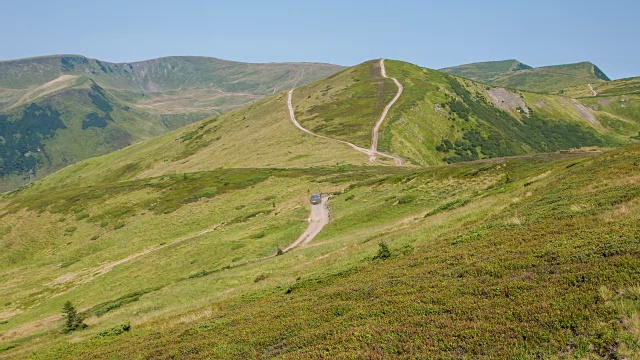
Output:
[[0, 55, 343, 190], [441, 60, 610, 93], [440, 59, 532, 83], [0, 79, 205, 191], [291, 59, 397, 148], [387, 61, 621, 165], [5, 59, 635, 193]]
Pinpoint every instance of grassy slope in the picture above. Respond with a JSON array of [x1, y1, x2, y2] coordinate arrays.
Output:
[[441, 60, 610, 94], [292, 60, 396, 148], [0, 145, 635, 358], [17, 90, 369, 193], [561, 78, 640, 140], [378, 60, 622, 166], [439, 59, 532, 83], [563, 77, 640, 98], [592, 77, 640, 96], [2, 59, 640, 358], [580, 95, 640, 140], [0, 81, 191, 192], [491, 62, 609, 93], [290, 59, 623, 166]]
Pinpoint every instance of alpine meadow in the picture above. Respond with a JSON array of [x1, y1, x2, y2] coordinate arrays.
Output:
[[1, 50, 639, 359], [5, 0, 640, 343]]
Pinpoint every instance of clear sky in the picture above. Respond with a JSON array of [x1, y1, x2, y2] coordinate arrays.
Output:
[[1, 0, 638, 79]]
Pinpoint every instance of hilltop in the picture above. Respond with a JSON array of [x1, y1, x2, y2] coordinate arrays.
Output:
[[441, 60, 610, 93], [1, 59, 639, 358], [0, 55, 343, 190], [439, 59, 532, 83]]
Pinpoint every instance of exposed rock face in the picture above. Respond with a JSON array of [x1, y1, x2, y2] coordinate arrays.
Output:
[[573, 102, 599, 125], [486, 88, 529, 116]]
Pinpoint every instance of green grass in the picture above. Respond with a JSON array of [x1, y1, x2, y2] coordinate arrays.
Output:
[[376, 60, 619, 166], [4, 59, 633, 194], [2, 57, 640, 358], [442, 60, 609, 94], [578, 94, 640, 139], [440, 59, 532, 83], [564, 77, 640, 99], [3, 145, 636, 359], [292, 60, 396, 148]]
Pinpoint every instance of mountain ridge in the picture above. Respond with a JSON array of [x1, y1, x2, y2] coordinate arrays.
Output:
[[14, 59, 639, 194], [441, 59, 610, 93], [0, 54, 344, 190]]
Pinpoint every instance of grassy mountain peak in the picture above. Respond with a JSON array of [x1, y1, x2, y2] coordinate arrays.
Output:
[[441, 59, 610, 93], [440, 59, 532, 83]]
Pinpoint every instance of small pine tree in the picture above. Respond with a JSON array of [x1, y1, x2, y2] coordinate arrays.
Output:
[[62, 301, 87, 333], [374, 242, 392, 260]]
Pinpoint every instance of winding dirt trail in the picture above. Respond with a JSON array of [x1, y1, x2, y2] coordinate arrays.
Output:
[[283, 196, 330, 251], [282, 59, 408, 249], [287, 80, 405, 164], [588, 83, 598, 97], [370, 59, 404, 163]]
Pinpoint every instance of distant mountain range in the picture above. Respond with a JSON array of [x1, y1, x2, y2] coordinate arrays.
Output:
[[15, 58, 638, 192], [0, 55, 343, 190], [440, 59, 610, 93]]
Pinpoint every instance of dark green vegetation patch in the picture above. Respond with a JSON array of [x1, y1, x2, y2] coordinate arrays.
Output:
[[435, 77, 606, 163], [0, 104, 65, 176]]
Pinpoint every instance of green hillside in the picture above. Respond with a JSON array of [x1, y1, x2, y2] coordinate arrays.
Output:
[[439, 59, 532, 83], [441, 60, 610, 93], [563, 76, 640, 98], [1, 59, 640, 358], [293, 60, 633, 167], [559, 77, 640, 143], [15, 59, 630, 192], [0, 55, 343, 190]]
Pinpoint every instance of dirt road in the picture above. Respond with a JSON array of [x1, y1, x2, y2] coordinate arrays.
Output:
[[283, 196, 330, 251], [588, 83, 598, 97], [370, 59, 404, 163], [287, 90, 405, 165]]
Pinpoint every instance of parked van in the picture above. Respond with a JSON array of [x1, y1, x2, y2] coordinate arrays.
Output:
[[310, 193, 322, 205]]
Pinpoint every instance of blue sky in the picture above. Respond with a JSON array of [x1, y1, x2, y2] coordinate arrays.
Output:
[[1, 0, 638, 79]]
